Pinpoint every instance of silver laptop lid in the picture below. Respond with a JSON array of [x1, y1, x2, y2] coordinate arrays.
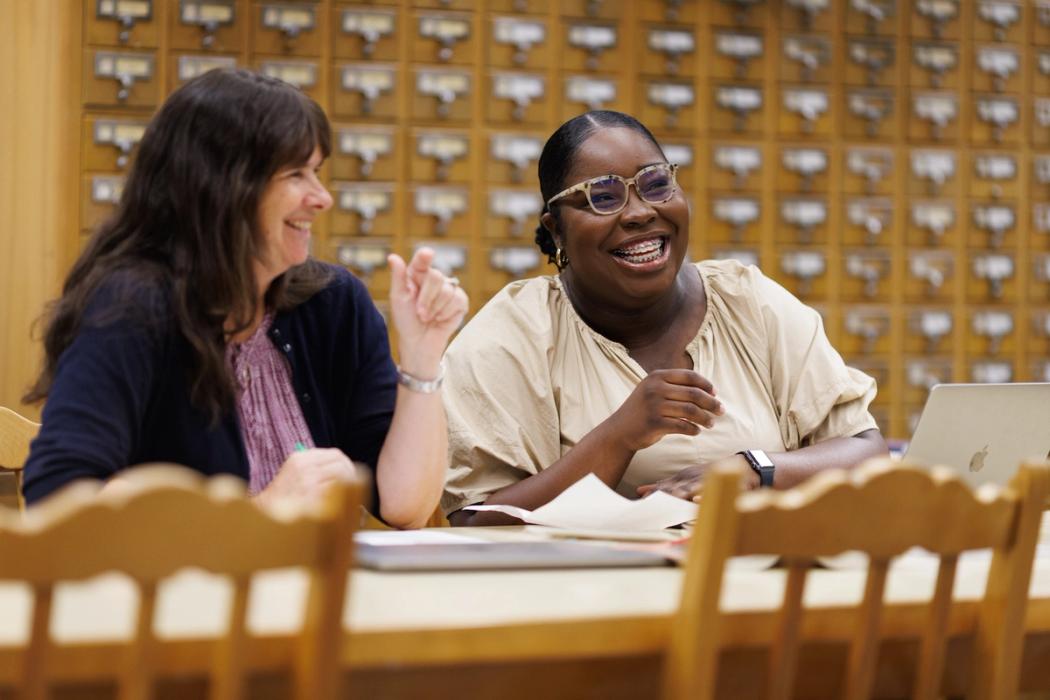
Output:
[[903, 382, 1050, 489]]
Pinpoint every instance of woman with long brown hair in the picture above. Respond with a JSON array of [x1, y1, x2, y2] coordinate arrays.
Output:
[[23, 68, 466, 528]]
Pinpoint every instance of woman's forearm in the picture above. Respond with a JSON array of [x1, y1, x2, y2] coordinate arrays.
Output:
[[763, 428, 889, 490], [450, 418, 637, 526], [457, 429, 890, 525], [376, 385, 448, 529], [378, 246, 469, 528]]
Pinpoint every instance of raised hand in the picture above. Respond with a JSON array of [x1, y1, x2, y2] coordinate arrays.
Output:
[[387, 247, 468, 376]]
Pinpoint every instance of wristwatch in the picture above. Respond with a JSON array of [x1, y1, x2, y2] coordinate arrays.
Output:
[[737, 449, 775, 488]]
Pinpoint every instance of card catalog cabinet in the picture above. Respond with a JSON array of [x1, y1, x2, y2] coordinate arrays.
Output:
[[63, 0, 1050, 439]]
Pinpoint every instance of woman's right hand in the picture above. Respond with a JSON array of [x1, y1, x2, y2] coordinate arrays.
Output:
[[386, 247, 469, 379], [255, 447, 357, 507], [606, 369, 724, 454]]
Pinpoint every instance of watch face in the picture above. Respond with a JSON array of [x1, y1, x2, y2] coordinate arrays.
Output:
[[751, 449, 774, 468]]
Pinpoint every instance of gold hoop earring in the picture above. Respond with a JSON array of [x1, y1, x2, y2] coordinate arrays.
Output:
[[555, 247, 570, 270]]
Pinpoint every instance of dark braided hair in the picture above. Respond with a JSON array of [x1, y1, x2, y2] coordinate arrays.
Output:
[[534, 111, 666, 265]]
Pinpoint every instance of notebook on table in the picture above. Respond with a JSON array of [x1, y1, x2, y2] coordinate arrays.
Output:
[[903, 382, 1050, 490], [355, 540, 674, 572]]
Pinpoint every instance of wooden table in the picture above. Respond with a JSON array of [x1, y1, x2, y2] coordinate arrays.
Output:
[[1, 528, 1049, 698]]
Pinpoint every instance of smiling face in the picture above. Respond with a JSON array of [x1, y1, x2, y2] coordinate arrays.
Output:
[[542, 127, 690, 309], [253, 146, 333, 292]]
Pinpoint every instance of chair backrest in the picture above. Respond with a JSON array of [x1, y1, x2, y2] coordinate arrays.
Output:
[[0, 464, 363, 700], [0, 406, 40, 511], [664, 457, 1050, 700]]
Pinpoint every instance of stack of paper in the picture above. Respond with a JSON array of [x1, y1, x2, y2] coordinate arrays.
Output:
[[465, 473, 698, 533]]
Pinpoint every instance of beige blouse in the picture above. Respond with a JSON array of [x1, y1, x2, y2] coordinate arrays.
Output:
[[441, 260, 878, 515]]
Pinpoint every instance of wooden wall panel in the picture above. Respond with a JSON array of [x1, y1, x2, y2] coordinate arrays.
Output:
[[0, 0, 81, 420]]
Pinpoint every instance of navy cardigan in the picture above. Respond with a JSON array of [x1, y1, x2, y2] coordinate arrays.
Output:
[[23, 264, 396, 511]]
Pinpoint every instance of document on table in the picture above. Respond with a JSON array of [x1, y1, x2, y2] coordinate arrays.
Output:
[[464, 473, 698, 532], [354, 530, 483, 546]]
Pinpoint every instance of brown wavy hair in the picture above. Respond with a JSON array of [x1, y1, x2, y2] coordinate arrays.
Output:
[[25, 68, 333, 422]]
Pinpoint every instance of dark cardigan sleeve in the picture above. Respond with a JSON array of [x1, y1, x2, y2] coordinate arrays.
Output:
[[22, 280, 169, 505], [288, 266, 397, 516], [336, 272, 397, 512]]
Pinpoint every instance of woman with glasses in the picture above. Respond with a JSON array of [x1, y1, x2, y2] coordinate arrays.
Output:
[[442, 111, 886, 525]]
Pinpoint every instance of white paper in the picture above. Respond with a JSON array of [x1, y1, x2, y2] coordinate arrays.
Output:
[[354, 530, 482, 546], [465, 473, 697, 532]]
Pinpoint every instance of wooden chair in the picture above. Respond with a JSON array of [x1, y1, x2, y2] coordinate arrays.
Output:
[[0, 406, 39, 511], [0, 464, 363, 700], [664, 458, 1050, 700]]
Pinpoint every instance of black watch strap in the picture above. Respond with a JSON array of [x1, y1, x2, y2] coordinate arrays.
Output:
[[738, 449, 775, 487]]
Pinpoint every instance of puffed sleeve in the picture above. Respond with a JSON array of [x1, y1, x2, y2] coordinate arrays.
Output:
[[441, 281, 562, 515], [749, 268, 878, 448]]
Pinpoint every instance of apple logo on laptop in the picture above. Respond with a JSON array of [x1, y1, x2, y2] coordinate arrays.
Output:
[[969, 444, 989, 473]]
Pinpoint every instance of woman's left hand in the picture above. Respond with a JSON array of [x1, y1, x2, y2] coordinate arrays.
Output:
[[638, 454, 759, 501], [637, 464, 711, 501], [387, 247, 468, 373]]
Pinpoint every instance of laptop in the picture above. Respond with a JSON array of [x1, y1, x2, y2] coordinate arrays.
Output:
[[903, 382, 1050, 489]]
